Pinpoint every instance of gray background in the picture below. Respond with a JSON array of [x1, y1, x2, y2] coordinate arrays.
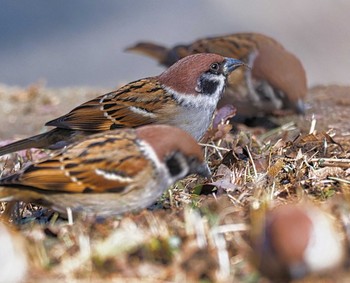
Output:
[[1, 0, 349, 88]]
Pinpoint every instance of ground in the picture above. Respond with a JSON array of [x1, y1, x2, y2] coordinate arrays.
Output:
[[0, 83, 349, 282]]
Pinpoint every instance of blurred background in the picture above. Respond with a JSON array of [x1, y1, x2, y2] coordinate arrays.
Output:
[[1, 0, 349, 88]]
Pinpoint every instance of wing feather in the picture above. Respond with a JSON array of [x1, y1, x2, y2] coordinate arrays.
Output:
[[2, 131, 152, 194], [46, 78, 175, 131]]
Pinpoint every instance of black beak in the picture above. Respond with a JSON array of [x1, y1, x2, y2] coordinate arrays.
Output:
[[191, 162, 211, 178], [295, 99, 306, 115], [223, 57, 250, 75]]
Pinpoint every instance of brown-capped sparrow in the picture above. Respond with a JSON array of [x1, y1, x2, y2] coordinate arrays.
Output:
[[0, 53, 245, 156], [251, 203, 345, 281], [126, 32, 307, 118], [0, 125, 210, 216]]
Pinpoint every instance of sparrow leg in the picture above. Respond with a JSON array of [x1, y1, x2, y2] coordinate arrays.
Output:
[[244, 51, 261, 106], [255, 80, 283, 110]]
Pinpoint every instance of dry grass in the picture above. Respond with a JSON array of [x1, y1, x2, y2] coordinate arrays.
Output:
[[0, 84, 350, 282]]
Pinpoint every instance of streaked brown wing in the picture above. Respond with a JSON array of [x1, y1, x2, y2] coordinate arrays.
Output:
[[188, 35, 252, 62], [45, 78, 173, 131], [5, 131, 151, 194], [188, 33, 282, 62]]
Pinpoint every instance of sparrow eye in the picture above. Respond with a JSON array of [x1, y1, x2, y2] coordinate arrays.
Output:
[[210, 62, 220, 73]]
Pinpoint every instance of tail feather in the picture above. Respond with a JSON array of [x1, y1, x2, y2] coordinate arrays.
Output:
[[125, 42, 170, 65], [0, 133, 50, 156], [0, 185, 49, 204], [0, 128, 88, 156]]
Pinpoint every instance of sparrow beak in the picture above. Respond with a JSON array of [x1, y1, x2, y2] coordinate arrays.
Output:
[[223, 57, 249, 75], [295, 99, 306, 115], [192, 162, 211, 178]]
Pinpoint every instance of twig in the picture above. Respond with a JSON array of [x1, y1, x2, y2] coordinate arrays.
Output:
[[211, 223, 249, 280], [259, 121, 296, 140], [227, 194, 243, 205], [212, 223, 249, 234], [199, 143, 231, 152], [309, 113, 317, 134], [66, 207, 74, 225], [310, 158, 350, 168], [328, 177, 350, 184], [245, 146, 257, 179], [310, 158, 350, 163]]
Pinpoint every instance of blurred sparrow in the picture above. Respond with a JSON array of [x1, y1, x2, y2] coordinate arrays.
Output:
[[126, 32, 307, 118], [0, 53, 245, 156], [0, 125, 210, 216], [251, 203, 345, 281], [0, 222, 27, 283]]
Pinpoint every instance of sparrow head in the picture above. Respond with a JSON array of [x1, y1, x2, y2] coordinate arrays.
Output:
[[253, 203, 345, 280], [136, 125, 211, 181], [158, 53, 245, 107]]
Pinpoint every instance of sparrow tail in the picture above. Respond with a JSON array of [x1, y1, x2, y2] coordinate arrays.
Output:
[[125, 42, 170, 64], [0, 128, 87, 156]]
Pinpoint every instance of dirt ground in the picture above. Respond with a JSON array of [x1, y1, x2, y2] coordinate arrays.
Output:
[[0, 83, 349, 282]]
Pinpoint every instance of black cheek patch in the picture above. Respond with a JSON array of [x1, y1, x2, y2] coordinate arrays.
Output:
[[199, 77, 220, 95], [166, 155, 182, 177]]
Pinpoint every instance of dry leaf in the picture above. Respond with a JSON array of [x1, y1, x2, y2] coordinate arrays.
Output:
[[212, 104, 236, 130], [268, 159, 285, 178], [213, 123, 233, 141]]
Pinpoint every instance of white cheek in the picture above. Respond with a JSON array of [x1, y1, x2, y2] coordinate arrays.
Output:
[[303, 210, 345, 272], [164, 74, 226, 109], [137, 140, 172, 186]]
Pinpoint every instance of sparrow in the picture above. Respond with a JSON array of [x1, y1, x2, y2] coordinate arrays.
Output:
[[0, 125, 211, 216], [251, 203, 345, 281], [0, 53, 245, 156], [126, 32, 307, 119]]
